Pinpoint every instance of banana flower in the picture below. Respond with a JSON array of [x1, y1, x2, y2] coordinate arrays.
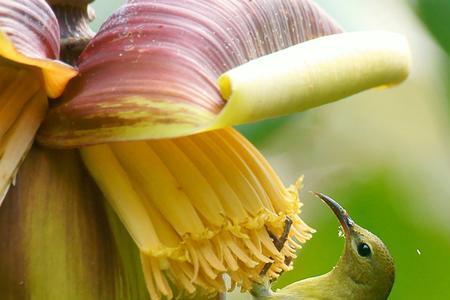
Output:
[[0, 0, 410, 299]]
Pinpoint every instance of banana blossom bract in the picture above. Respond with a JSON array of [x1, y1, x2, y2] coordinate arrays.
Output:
[[0, 0, 76, 202], [0, 0, 410, 299]]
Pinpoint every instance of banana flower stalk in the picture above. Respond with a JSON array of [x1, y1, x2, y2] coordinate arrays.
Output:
[[0, 0, 410, 299]]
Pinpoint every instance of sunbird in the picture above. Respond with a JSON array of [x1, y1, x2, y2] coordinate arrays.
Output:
[[252, 192, 395, 300]]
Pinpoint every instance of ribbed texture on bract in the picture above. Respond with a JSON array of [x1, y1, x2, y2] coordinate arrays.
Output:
[[0, 0, 60, 59]]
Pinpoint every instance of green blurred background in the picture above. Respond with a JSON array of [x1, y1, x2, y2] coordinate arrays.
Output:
[[92, 1, 450, 299]]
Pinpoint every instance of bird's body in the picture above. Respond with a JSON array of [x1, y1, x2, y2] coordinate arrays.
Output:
[[252, 193, 395, 300]]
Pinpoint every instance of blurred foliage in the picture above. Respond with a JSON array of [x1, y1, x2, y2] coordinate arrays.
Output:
[[91, 0, 125, 31], [412, 0, 450, 114], [237, 116, 292, 146], [413, 0, 450, 54]]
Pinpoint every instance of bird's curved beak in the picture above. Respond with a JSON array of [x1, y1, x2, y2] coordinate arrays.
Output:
[[312, 192, 354, 238]]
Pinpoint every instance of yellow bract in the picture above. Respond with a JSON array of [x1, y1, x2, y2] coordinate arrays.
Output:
[[81, 128, 313, 299]]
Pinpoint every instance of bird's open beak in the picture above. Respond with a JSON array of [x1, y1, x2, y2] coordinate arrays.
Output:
[[312, 192, 354, 237]]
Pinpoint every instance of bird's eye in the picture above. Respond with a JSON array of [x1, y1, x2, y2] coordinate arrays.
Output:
[[357, 242, 371, 257]]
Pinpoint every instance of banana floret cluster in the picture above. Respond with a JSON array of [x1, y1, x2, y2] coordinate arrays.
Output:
[[81, 128, 312, 299]]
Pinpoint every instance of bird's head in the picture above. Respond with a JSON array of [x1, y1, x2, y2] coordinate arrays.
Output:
[[313, 192, 395, 299]]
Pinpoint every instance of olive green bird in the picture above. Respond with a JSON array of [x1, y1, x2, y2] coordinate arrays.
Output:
[[251, 193, 395, 300]]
